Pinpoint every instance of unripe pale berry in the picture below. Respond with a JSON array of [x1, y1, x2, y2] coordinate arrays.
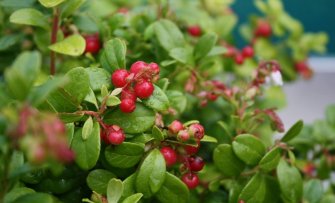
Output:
[[84, 34, 101, 54], [188, 124, 205, 140], [134, 81, 154, 99], [160, 146, 178, 167], [120, 99, 136, 113], [177, 130, 190, 142], [111, 69, 129, 87], [188, 156, 205, 172], [168, 120, 184, 134], [181, 173, 199, 189]]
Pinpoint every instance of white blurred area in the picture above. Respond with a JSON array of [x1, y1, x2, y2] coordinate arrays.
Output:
[[278, 57, 335, 129]]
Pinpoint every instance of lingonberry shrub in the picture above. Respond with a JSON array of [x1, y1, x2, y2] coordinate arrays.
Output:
[[0, 0, 329, 203]]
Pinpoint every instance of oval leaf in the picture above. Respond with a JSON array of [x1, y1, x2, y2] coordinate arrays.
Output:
[[71, 122, 100, 170], [104, 38, 126, 72], [259, 147, 281, 172], [106, 96, 121, 107], [104, 142, 145, 168], [10, 8, 49, 29], [82, 116, 93, 140], [239, 173, 267, 203], [143, 85, 169, 112], [154, 19, 185, 51], [49, 34, 85, 56], [135, 149, 166, 198], [232, 134, 266, 166], [122, 193, 143, 203], [213, 144, 245, 177], [281, 120, 303, 142], [107, 178, 123, 203], [194, 33, 217, 60], [104, 104, 155, 134], [86, 169, 116, 195], [85, 67, 112, 91], [155, 172, 189, 203], [39, 0, 65, 7]]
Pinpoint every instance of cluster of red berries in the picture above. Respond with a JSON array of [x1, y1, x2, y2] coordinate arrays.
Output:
[[100, 124, 125, 145], [224, 44, 254, 65], [160, 121, 206, 189], [111, 61, 160, 113]]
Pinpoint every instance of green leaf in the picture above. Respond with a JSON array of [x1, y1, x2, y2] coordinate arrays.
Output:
[[277, 159, 303, 203], [304, 179, 323, 203], [82, 116, 93, 140], [232, 134, 266, 166], [4, 187, 35, 203], [104, 39, 127, 72], [143, 85, 169, 112], [154, 19, 185, 51], [326, 105, 335, 126], [122, 193, 143, 203], [61, 0, 85, 18], [320, 195, 335, 203], [152, 126, 164, 141], [155, 172, 189, 203], [104, 104, 155, 134], [38, 0, 65, 7], [194, 33, 217, 61], [136, 149, 166, 198], [281, 120, 303, 142], [213, 144, 245, 177], [84, 88, 98, 109], [259, 147, 281, 172], [66, 123, 74, 144], [104, 142, 145, 168], [107, 178, 123, 203], [106, 96, 121, 107], [85, 67, 112, 92], [169, 47, 193, 64], [10, 8, 49, 29], [0, 34, 21, 51], [71, 122, 100, 170], [12, 193, 55, 203], [122, 173, 137, 198], [201, 135, 217, 143], [166, 90, 187, 114], [58, 112, 84, 123], [238, 173, 266, 203], [86, 169, 116, 195], [49, 34, 85, 56], [207, 46, 227, 57]]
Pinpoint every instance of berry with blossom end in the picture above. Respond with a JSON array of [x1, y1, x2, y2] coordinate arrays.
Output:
[[187, 25, 202, 37], [177, 130, 190, 142], [181, 173, 199, 189], [120, 99, 136, 113], [242, 46, 254, 58], [168, 120, 184, 134], [106, 125, 125, 145], [134, 80, 154, 99], [188, 123, 205, 140], [111, 69, 129, 87], [188, 156, 205, 172], [160, 146, 178, 167], [84, 34, 101, 54]]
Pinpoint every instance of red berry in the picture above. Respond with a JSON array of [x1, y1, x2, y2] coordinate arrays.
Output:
[[160, 146, 178, 167], [242, 46, 254, 58], [234, 53, 244, 65], [185, 143, 200, 155], [254, 20, 272, 38], [120, 99, 136, 113], [84, 34, 100, 54], [294, 61, 313, 79], [187, 25, 202, 37], [207, 92, 218, 101], [177, 130, 190, 142], [188, 124, 205, 140], [100, 128, 109, 143], [111, 69, 129, 87], [188, 156, 205, 172], [134, 81, 154, 99], [130, 61, 147, 74], [148, 62, 160, 75], [181, 173, 199, 189], [107, 125, 125, 145], [168, 120, 184, 134], [121, 88, 137, 101]]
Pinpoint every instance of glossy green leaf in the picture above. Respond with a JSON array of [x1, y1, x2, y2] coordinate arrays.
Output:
[[155, 172, 189, 203], [259, 147, 281, 172], [169, 47, 193, 64], [0, 34, 21, 51], [85, 67, 112, 91], [10, 8, 49, 29], [213, 144, 245, 177], [84, 88, 98, 109], [194, 33, 217, 60], [66, 123, 74, 145], [82, 116, 93, 140], [122, 173, 137, 198], [277, 159, 303, 203], [49, 34, 85, 56], [13, 193, 55, 203], [104, 142, 145, 168], [58, 112, 84, 123], [201, 135, 218, 143], [61, 0, 85, 18], [122, 193, 143, 203], [86, 169, 116, 195], [4, 187, 35, 203], [166, 90, 187, 114], [232, 134, 266, 166], [154, 19, 185, 51], [104, 39, 127, 72], [38, 0, 65, 7], [152, 126, 164, 141], [304, 179, 323, 203], [143, 85, 169, 112], [104, 104, 155, 134], [136, 149, 166, 198], [107, 178, 123, 203], [71, 122, 100, 170], [239, 173, 266, 203], [106, 96, 121, 107], [281, 120, 303, 142]]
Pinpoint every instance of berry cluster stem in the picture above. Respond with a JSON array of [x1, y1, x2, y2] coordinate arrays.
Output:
[[50, 7, 60, 75]]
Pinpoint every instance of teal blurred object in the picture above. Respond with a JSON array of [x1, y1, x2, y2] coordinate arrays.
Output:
[[232, 0, 335, 54]]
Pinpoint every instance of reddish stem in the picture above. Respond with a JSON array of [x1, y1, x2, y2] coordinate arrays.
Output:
[[50, 8, 60, 75]]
